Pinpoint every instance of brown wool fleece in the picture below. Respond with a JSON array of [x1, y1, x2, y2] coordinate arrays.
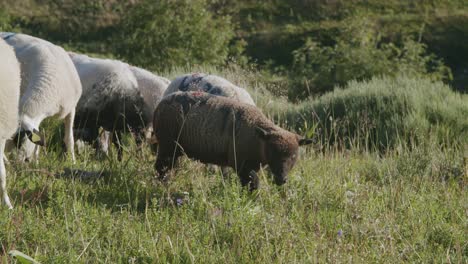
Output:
[[153, 91, 311, 189]]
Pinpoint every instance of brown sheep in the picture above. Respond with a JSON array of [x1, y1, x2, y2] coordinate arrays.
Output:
[[153, 91, 313, 190]]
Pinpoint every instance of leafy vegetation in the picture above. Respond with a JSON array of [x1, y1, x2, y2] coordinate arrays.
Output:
[[1, 109, 466, 263], [281, 76, 468, 149], [2, 0, 467, 96], [289, 28, 451, 99], [0, 65, 465, 262], [116, 0, 234, 71], [0, 1, 466, 262]]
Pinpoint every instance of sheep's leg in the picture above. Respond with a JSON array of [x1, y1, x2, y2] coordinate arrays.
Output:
[[111, 131, 123, 161], [133, 130, 144, 148], [64, 110, 76, 163], [155, 157, 173, 181], [133, 130, 147, 159], [220, 166, 230, 178], [146, 129, 159, 155], [32, 144, 40, 163], [150, 142, 158, 155], [0, 140, 13, 209], [238, 161, 260, 191], [94, 129, 110, 158], [100, 130, 110, 156]]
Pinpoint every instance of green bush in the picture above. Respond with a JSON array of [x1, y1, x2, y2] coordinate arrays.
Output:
[[0, 9, 13, 31], [288, 16, 452, 100], [280, 76, 467, 149], [116, 0, 235, 71]]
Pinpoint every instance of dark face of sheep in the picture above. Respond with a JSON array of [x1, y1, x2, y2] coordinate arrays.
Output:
[[256, 128, 313, 185]]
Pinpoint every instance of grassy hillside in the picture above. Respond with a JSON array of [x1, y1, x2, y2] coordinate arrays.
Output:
[[0, 1, 466, 261], [2, 0, 467, 94], [1, 140, 465, 263], [1, 67, 466, 262], [286, 76, 468, 149]]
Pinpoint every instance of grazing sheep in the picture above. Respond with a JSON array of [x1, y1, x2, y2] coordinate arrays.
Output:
[[153, 91, 313, 190], [130, 66, 170, 116], [129, 66, 170, 140], [164, 73, 255, 174], [70, 53, 169, 159], [0, 38, 21, 208], [1, 32, 82, 162], [164, 73, 255, 106]]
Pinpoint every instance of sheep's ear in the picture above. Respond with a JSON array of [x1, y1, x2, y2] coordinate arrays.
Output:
[[255, 127, 272, 140], [298, 138, 313, 146], [28, 129, 45, 146]]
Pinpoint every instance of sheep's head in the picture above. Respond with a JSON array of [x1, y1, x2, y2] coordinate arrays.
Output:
[[256, 127, 313, 185]]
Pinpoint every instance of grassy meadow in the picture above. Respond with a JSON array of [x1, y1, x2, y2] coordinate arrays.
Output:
[[0, 67, 467, 263]]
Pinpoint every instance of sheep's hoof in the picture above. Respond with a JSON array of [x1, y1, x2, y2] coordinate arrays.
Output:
[[4, 198, 13, 209]]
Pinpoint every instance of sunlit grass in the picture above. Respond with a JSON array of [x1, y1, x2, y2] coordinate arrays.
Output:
[[0, 68, 466, 263], [1, 137, 465, 263]]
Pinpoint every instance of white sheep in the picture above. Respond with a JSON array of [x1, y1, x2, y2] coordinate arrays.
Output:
[[1, 32, 82, 162], [164, 73, 256, 105], [129, 66, 170, 140], [70, 52, 138, 157], [0, 38, 21, 208], [70, 53, 169, 159]]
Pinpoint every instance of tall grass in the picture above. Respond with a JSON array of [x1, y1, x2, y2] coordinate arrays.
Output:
[[1, 68, 466, 263], [275, 76, 467, 150], [1, 135, 465, 262], [164, 66, 467, 150]]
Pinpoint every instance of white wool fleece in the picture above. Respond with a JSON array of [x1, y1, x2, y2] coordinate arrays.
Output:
[[164, 73, 256, 106], [69, 52, 139, 111], [1, 32, 82, 162], [71, 54, 170, 151], [0, 39, 20, 139], [130, 66, 170, 123], [0, 38, 21, 209]]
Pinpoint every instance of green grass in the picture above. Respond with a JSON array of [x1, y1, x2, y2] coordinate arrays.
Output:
[[1, 71, 466, 263], [276, 76, 468, 150], [1, 139, 465, 263]]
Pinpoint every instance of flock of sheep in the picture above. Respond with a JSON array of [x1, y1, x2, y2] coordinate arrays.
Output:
[[0, 32, 312, 209]]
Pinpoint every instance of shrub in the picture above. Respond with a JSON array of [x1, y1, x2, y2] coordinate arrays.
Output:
[[280, 76, 467, 149], [289, 17, 452, 100], [0, 9, 13, 31], [116, 0, 234, 71]]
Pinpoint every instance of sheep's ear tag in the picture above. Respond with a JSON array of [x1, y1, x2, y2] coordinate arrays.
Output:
[[298, 138, 314, 146], [255, 127, 271, 140], [29, 129, 45, 146]]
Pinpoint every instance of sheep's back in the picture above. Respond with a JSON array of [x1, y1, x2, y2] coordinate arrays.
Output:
[[164, 74, 256, 106], [4, 33, 82, 119], [154, 92, 269, 166], [200, 75, 255, 106], [72, 55, 152, 131], [75, 59, 138, 110]]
